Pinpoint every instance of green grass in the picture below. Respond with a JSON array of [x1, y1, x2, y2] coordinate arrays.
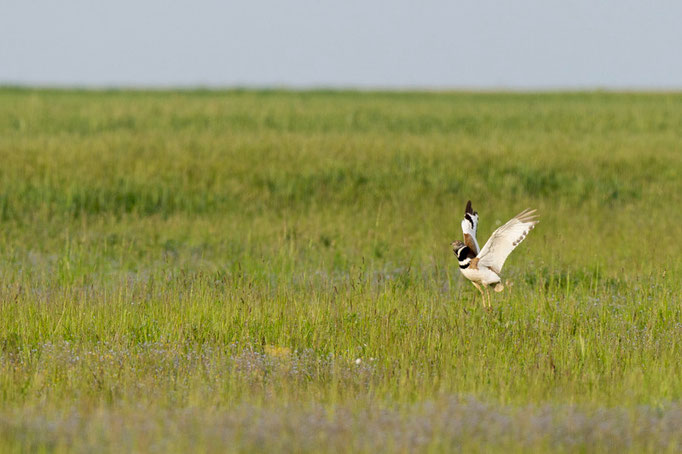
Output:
[[0, 88, 681, 452]]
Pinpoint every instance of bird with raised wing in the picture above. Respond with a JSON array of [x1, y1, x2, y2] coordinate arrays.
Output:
[[451, 201, 538, 307]]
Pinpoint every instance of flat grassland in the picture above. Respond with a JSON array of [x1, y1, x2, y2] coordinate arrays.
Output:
[[0, 88, 680, 452]]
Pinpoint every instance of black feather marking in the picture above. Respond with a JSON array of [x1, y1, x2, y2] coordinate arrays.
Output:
[[465, 200, 473, 215], [464, 213, 474, 228], [459, 262, 470, 269], [456, 246, 470, 261]]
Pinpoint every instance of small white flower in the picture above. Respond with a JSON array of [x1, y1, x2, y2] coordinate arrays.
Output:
[[355, 358, 362, 365]]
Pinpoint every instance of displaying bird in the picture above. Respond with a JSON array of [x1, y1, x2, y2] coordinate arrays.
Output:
[[451, 201, 538, 307]]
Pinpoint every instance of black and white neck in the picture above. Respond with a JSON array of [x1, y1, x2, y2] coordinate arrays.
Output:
[[456, 246, 472, 269]]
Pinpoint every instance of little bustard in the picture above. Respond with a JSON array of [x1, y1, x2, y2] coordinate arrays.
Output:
[[452, 201, 538, 307]]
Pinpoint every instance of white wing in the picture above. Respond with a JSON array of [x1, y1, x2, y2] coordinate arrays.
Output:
[[460, 200, 480, 254], [477, 208, 538, 274]]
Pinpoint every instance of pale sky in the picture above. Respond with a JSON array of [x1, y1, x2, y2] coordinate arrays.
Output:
[[2, 0, 681, 89]]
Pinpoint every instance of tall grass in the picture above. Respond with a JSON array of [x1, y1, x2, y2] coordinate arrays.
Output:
[[0, 88, 680, 452]]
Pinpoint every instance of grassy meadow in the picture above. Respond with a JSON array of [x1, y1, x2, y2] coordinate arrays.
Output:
[[0, 88, 681, 452]]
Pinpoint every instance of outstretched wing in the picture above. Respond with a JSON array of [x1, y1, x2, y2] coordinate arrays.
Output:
[[460, 200, 480, 254], [477, 208, 538, 274]]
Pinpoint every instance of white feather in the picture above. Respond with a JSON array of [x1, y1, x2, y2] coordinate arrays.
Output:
[[477, 209, 539, 275], [460, 212, 480, 253]]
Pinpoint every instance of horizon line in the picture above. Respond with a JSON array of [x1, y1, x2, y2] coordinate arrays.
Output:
[[2, 83, 682, 94]]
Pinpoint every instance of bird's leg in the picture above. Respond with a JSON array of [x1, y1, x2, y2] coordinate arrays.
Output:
[[471, 282, 484, 307], [484, 285, 492, 308]]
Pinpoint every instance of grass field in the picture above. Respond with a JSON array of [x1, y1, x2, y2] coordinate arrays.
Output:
[[0, 88, 681, 452]]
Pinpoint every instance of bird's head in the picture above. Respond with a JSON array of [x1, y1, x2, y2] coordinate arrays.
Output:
[[451, 240, 466, 255]]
